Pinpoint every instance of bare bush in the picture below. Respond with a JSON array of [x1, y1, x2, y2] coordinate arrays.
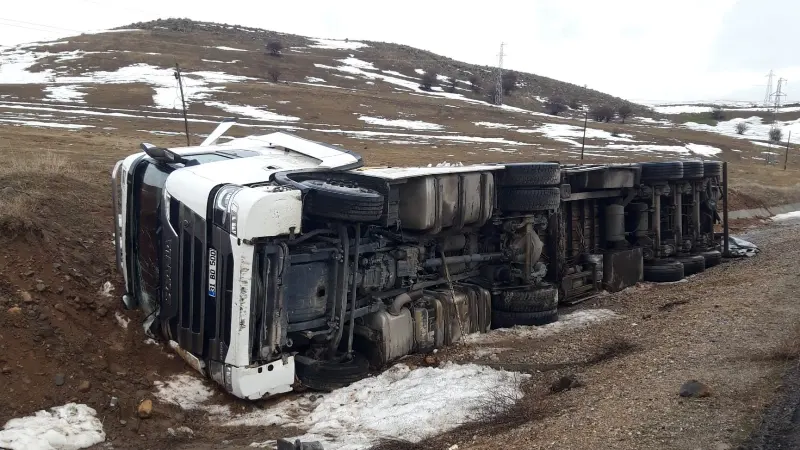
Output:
[[419, 69, 437, 91], [770, 127, 784, 143], [501, 71, 518, 95], [267, 68, 281, 82], [486, 84, 501, 104], [618, 104, 633, 123], [710, 106, 725, 121], [266, 40, 283, 57], [545, 98, 567, 116], [590, 105, 615, 122], [611, 129, 621, 137], [468, 75, 482, 93], [568, 98, 581, 110], [736, 122, 749, 135], [446, 75, 457, 93]]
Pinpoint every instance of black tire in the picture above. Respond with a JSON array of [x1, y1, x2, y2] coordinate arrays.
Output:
[[492, 286, 558, 313], [700, 250, 722, 268], [643, 259, 685, 282], [497, 163, 561, 187], [302, 179, 384, 222], [640, 161, 683, 182], [703, 161, 722, 178], [492, 309, 558, 329], [294, 353, 370, 392], [676, 255, 705, 275], [497, 186, 560, 212], [681, 160, 704, 179]]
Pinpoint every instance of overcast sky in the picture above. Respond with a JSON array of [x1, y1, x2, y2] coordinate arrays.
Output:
[[1, 0, 797, 103]]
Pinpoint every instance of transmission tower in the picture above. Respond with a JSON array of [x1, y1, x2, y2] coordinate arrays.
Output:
[[764, 70, 774, 107], [772, 78, 787, 114], [493, 42, 505, 105]]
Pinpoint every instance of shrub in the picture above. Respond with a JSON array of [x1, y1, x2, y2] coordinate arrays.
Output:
[[501, 71, 518, 95], [545, 98, 567, 116], [267, 68, 281, 82], [266, 40, 283, 57], [446, 75, 457, 93], [419, 69, 437, 91], [617, 104, 633, 123], [568, 98, 581, 110], [735, 122, 748, 135], [770, 127, 784, 143], [590, 105, 615, 122], [468, 75, 482, 93], [611, 129, 621, 137], [710, 106, 725, 121]]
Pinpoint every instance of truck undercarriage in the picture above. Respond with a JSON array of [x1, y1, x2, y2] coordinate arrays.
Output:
[[113, 124, 727, 400]]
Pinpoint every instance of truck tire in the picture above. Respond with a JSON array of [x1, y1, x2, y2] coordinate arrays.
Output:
[[492, 309, 558, 328], [640, 162, 683, 181], [492, 286, 558, 313], [294, 353, 369, 392], [703, 161, 722, 178], [643, 259, 684, 282], [681, 160, 704, 179], [497, 186, 560, 212], [700, 250, 722, 268], [497, 163, 561, 187], [677, 255, 706, 275], [302, 179, 384, 222]]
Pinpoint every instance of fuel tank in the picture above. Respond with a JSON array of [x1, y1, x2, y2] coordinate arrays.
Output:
[[397, 172, 495, 232]]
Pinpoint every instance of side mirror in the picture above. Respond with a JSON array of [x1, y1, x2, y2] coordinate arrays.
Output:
[[140, 143, 185, 164]]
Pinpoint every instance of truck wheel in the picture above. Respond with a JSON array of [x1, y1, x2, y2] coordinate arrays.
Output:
[[302, 179, 384, 222], [703, 161, 722, 178], [700, 250, 722, 268], [643, 260, 684, 282], [681, 160, 704, 180], [497, 186, 560, 212], [497, 163, 561, 187], [640, 162, 683, 181], [294, 353, 369, 392], [676, 255, 705, 275], [492, 309, 558, 329], [492, 286, 558, 313]]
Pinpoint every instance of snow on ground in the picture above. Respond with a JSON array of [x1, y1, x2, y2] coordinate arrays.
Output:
[[336, 57, 376, 70], [382, 70, 414, 79], [475, 121, 518, 129], [358, 115, 443, 130], [309, 38, 369, 50], [0, 403, 105, 450], [684, 116, 800, 142], [466, 309, 619, 344], [773, 211, 800, 221], [305, 76, 326, 83], [155, 374, 230, 416], [651, 105, 712, 114], [684, 143, 722, 157], [205, 102, 301, 122], [0, 118, 92, 129], [234, 363, 528, 450], [414, 68, 425, 75], [518, 123, 635, 147], [214, 46, 248, 52], [313, 128, 532, 146], [598, 143, 720, 157]]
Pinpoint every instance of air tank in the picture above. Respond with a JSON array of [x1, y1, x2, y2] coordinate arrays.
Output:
[[605, 204, 625, 243]]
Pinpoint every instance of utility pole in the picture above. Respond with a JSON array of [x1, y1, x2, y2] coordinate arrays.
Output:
[[785, 130, 792, 170], [764, 70, 774, 107], [493, 42, 505, 106], [580, 109, 588, 160], [174, 63, 191, 146], [771, 77, 787, 119]]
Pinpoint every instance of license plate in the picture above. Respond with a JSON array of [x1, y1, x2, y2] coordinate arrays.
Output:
[[208, 248, 217, 298]]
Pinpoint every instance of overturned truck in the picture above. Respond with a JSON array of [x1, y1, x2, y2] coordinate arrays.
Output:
[[113, 126, 727, 399]]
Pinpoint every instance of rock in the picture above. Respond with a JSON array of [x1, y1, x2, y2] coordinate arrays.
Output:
[[78, 380, 91, 392], [679, 380, 711, 398], [54, 303, 65, 312], [551, 374, 583, 393], [137, 399, 153, 419], [7, 306, 21, 315], [97, 307, 108, 317], [36, 326, 55, 338], [23, 270, 34, 277], [35, 283, 46, 293], [20, 291, 33, 303], [109, 363, 127, 376], [53, 263, 61, 271], [56, 286, 64, 294], [54, 373, 66, 386], [168, 426, 194, 437], [422, 354, 439, 367], [1, 366, 10, 375], [109, 396, 119, 408], [119, 419, 127, 426]]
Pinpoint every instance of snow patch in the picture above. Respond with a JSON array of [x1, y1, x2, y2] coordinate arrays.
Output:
[[684, 143, 722, 157], [684, 116, 800, 142], [206, 102, 300, 122], [114, 312, 129, 330], [773, 211, 800, 221], [475, 121, 517, 129], [155, 374, 229, 415], [0, 118, 92, 129], [466, 309, 619, 344], [308, 38, 369, 50], [304, 76, 326, 83], [98, 281, 113, 297], [233, 363, 528, 450], [358, 115, 443, 131], [214, 46, 248, 52], [336, 57, 376, 70], [0, 403, 105, 450], [43, 85, 85, 103]]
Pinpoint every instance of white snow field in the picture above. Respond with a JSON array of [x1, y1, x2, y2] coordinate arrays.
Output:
[[0, 403, 105, 450]]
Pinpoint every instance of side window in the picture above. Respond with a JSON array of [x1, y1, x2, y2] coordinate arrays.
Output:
[[134, 162, 170, 307]]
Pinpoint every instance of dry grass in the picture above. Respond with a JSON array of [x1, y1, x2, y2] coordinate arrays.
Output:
[[0, 152, 76, 176]]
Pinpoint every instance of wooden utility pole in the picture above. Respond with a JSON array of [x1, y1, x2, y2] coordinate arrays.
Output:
[[785, 130, 792, 170], [580, 110, 588, 160], [174, 63, 191, 146]]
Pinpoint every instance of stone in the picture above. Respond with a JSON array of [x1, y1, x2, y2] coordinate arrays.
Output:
[[7, 306, 21, 315], [23, 270, 34, 277], [36, 326, 55, 338], [54, 303, 65, 312], [551, 374, 583, 393], [109, 363, 127, 376], [137, 399, 153, 419], [20, 291, 33, 303], [56, 286, 64, 294], [54, 373, 66, 386], [97, 307, 108, 317], [679, 380, 712, 398], [78, 380, 91, 392], [35, 283, 46, 293], [422, 354, 439, 367], [109, 396, 119, 408], [1, 366, 11, 375]]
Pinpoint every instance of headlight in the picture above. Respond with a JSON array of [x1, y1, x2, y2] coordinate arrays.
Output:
[[213, 185, 243, 234]]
